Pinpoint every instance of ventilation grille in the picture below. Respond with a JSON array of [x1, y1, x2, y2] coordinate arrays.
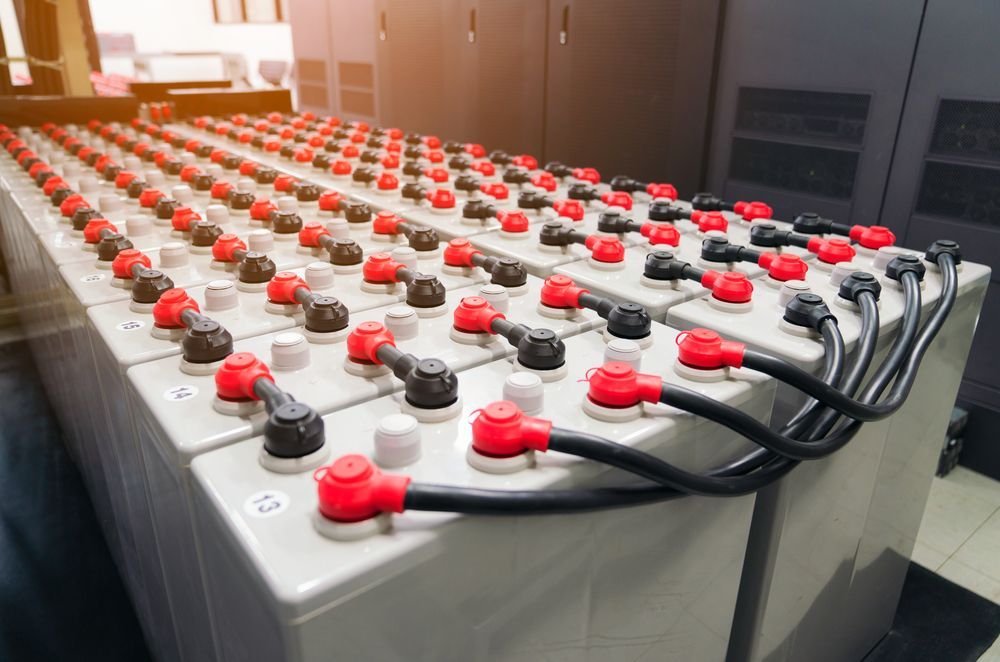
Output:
[[916, 161, 1000, 225], [297, 59, 326, 83], [930, 99, 1000, 163], [728, 137, 859, 199], [298, 83, 328, 108], [735, 87, 871, 145]]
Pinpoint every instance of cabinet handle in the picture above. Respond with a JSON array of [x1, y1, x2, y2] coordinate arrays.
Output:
[[379, 11, 387, 41], [468, 8, 477, 43], [559, 5, 569, 45]]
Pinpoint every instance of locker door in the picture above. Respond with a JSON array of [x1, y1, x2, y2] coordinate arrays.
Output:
[[879, 0, 1000, 430], [288, 0, 334, 115], [374, 0, 467, 138], [463, 0, 547, 156], [543, 0, 720, 191]]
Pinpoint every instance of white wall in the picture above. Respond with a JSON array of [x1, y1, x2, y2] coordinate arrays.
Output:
[[88, 0, 293, 87]]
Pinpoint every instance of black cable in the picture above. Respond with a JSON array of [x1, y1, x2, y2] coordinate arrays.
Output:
[[740, 273, 928, 423], [547, 428, 779, 497], [804, 291, 881, 437], [401, 256, 954, 514]]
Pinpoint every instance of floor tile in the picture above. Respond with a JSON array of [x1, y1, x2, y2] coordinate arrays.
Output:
[[938, 559, 1000, 605], [917, 478, 998, 557], [954, 509, 1000, 583], [946, 467, 1000, 509], [911, 541, 948, 572]]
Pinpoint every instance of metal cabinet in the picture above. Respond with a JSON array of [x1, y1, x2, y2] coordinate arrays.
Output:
[[544, 0, 720, 191], [706, 0, 924, 224], [879, 0, 1000, 473]]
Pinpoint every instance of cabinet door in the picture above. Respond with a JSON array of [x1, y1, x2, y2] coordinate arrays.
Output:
[[706, 0, 923, 225], [288, 0, 334, 115], [544, 0, 720, 191], [462, 0, 547, 156], [879, 0, 1000, 413], [374, 0, 467, 138]]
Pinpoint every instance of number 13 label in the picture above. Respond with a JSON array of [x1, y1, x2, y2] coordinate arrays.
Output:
[[243, 491, 290, 519]]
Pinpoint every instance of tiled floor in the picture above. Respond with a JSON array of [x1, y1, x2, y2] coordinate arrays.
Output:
[[913, 466, 1000, 660]]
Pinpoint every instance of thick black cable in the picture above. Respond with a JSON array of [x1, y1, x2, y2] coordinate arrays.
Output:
[[401, 256, 953, 514]]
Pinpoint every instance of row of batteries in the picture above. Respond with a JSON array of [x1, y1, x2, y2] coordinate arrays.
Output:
[[0, 110, 989, 662]]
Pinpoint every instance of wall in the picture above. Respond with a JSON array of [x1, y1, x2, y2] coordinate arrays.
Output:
[[88, 0, 293, 88]]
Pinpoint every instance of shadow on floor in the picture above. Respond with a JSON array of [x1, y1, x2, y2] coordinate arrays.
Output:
[[0, 340, 150, 661]]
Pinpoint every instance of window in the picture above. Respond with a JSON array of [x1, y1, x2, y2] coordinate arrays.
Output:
[[213, 0, 287, 23]]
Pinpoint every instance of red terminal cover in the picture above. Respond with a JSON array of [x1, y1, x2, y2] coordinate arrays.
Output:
[[691, 210, 728, 233], [264, 140, 282, 152], [443, 239, 481, 268], [211, 234, 246, 262], [676, 328, 745, 370], [453, 296, 505, 334], [470, 401, 551, 457], [77, 146, 96, 162], [115, 171, 139, 189], [498, 210, 529, 233], [60, 194, 89, 218], [179, 165, 201, 183], [318, 190, 343, 212], [363, 253, 405, 284], [184, 139, 201, 153], [171, 207, 202, 232], [429, 188, 456, 209], [531, 172, 557, 192], [734, 200, 773, 221], [646, 182, 678, 200], [807, 236, 856, 264], [331, 160, 352, 176], [513, 154, 539, 170], [422, 149, 444, 164], [572, 167, 601, 184], [701, 271, 754, 303], [239, 160, 258, 176], [601, 191, 634, 211], [424, 167, 449, 183], [481, 182, 509, 200], [380, 153, 400, 170], [274, 175, 298, 193], [641, 222, 680, 247], [139, 188, 165, 209], [540, 275, 588, 309], [298, 221, 331, 248], [314, 455, 410, 522], [377, 172, 399, 190], [214, 352, 274, 402], [83, 218, 118, 244], [293, 148, 314, 163], [423, 135, 442, 149], [29, 162, 51, 179], [111, 249, 151, 279], [849, 225, 896, 250], [346, 321, 396, 363], [210, 181, 233, 201], [308, 135, 325, 148], [266, 272, 310, 304], [152, 288, 200, 328], [373, 211, 402, 236], [209, 148, 228, 163], [250, 198, 278, 221], [554, 199, 584, 222], [471, 160, 496, 178], [42, 176, 66, 197], [279, 127, 294, 140], [585, 362, 662, 408], [584, 235, 626, 263], [132, 142, 150, 157], [464, 143, 486, 158], [759, 252, 808, 281], [341, 144, 360, 159]]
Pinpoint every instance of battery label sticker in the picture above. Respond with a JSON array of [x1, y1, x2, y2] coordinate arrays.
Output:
[[244, 491, 290, 519], [81, 273, 106, 283], [116, 320, 145, 331], [163, 385, 199, 402]]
